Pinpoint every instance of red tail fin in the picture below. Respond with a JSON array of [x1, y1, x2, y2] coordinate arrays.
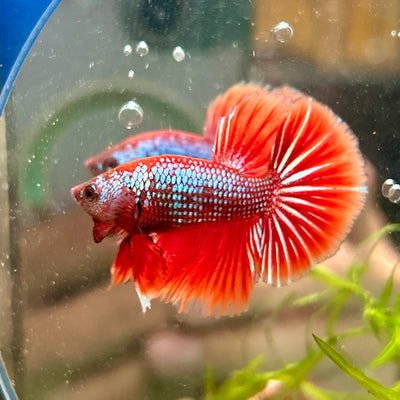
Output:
[[213, 89, 287, 177], [204, 83, 264, 143], [259, 96, 366, 285]]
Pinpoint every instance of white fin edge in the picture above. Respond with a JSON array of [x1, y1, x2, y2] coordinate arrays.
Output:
[[135, 285, 152, 313]]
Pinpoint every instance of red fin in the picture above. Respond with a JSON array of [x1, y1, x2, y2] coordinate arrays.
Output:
[[93, 219, 113, 243], [213, 89, 287, 177], [260, 95, 366, 286], [153, 219, 261, 316], [204, 83, 264, 143], [111, 234, 166, 312], [271, 86, 304, 105]]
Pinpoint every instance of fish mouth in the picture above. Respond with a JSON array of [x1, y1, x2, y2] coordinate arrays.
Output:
[[71, 185, 83, 203]]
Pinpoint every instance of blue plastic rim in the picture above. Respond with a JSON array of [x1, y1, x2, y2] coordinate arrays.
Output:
[[0, 0, 62, 115]]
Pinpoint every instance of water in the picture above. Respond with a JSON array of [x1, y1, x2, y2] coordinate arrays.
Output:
[[2, 1, 400, 399]]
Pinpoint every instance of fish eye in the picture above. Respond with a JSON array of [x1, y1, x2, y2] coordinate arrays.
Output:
[[102, 157, 118, 171], [83, 184, 99, 202]]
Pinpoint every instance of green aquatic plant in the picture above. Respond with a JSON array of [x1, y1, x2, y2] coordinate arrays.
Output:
[[204, 224, 400, 400]]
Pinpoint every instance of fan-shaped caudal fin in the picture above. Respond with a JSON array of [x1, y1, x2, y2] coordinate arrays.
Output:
[[204, 83, 264, 143], [153, 219, 262, 316], [271, 86, 304, 105], [260, 95, 367, 286], [213, 89, 289, 177], [110, 234, 166, 312]]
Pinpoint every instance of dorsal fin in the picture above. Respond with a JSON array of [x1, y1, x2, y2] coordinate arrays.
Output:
[[212, 89, 287, 177], [204, 83, 263, 143]]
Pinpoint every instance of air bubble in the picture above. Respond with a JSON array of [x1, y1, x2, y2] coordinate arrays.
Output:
[[136, 41, 149, 57], [382, 178, 396, 198], [128, 69, 135, 79], [391, 30, 400, 38], [118, 101, 144, 129], [271, 21, 293, 44], [123, 44, 132, 56], [172, 46, 185, 62], [389, 184, 400, 204]]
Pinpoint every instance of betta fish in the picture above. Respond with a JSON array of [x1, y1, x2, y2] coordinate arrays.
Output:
[[85, 84, 264, 175], [71, 84, 366, 316], [85, 130, 214, 175]]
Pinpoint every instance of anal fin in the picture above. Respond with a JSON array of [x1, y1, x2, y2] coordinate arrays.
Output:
[[153, 218, 262, 316]]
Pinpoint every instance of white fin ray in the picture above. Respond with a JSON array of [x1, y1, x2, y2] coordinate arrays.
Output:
[[275, 99, 312, 173]]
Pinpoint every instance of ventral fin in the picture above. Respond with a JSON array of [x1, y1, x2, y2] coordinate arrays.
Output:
[[93, 219, 113, 243], [212, 89, 288, 177], [111, 234, 166, 312], [153, 219, 262, 316], [204, 83, 263, 143]]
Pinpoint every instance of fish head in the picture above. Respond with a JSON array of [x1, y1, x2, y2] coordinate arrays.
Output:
[[71, 171, 140, 243]]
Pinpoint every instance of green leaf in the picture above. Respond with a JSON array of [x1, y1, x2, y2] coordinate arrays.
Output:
[[391, 381, 400, 392], [204, 366, 216, 397], [302, 381, 374, 400], [292, 289, 332, 307], [378, 265, 396, 307], [347, 261, 369, 284], [205, 356, 268, 400], [311, 265, 369, 301], [313, 335, 400, 400], [370, 327, 400, 368], [363, 305, 388, 337]]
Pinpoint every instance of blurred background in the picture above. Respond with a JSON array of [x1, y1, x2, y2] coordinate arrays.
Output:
[[1, 0, 400, 399]]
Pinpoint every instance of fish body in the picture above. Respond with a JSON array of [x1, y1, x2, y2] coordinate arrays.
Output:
[[81, 155, 276, 236], [72, 84, 366, 316]]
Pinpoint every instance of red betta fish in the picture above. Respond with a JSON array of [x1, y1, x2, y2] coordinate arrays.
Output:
[[71, 84, 366, 316], [85, 84, 263, 175]]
